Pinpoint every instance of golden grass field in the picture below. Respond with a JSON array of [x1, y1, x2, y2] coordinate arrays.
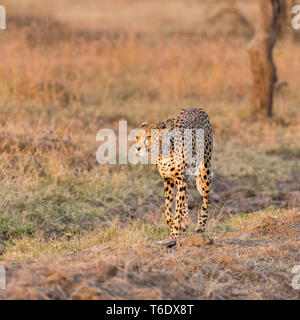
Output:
[[0, 0, 299, 299]]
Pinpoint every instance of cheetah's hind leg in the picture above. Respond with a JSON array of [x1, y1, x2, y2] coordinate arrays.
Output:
[[180, 192, 189, 232], [195, 162, 204, 196], [195, 161, 211, 233]]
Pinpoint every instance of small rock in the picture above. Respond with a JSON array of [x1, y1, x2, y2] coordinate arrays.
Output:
[[179, 235, 213, 247], [153, 239, 177, 248]]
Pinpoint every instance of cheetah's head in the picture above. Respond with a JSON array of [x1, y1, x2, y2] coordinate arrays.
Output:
[[135, 121, 167, 157]]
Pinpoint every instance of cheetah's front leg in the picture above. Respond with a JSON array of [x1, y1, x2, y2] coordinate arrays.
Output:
[[164, 178, 174, 229], [170, 180, 187, 239]]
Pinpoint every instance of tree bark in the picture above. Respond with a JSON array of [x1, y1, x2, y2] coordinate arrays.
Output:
[[248, 0, 281, 118]]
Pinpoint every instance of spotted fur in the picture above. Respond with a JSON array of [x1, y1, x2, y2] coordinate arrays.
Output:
[[135, 107, 213, 239]]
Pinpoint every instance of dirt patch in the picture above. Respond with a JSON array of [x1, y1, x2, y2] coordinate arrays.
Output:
[[111, 174, 300, 227], [209, 174, 300, 216], [250, 214, 300, 238]]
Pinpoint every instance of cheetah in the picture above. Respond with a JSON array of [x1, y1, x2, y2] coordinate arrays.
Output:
[[135, 107, 213, 239]]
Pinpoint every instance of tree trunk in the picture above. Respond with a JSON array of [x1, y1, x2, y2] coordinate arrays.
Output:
[[248, 0, 281, 118]]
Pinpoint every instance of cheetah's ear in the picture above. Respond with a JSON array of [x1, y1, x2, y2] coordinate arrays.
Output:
[[157, 121, 166, 129], [140, 122, 148, 128]]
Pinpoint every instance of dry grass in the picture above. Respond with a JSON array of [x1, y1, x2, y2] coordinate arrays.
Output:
[[0, 0, 299, 299], [1, 208, 299, 300]]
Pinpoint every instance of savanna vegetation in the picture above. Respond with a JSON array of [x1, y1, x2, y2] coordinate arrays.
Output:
[[0, 0, 299, 299]]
